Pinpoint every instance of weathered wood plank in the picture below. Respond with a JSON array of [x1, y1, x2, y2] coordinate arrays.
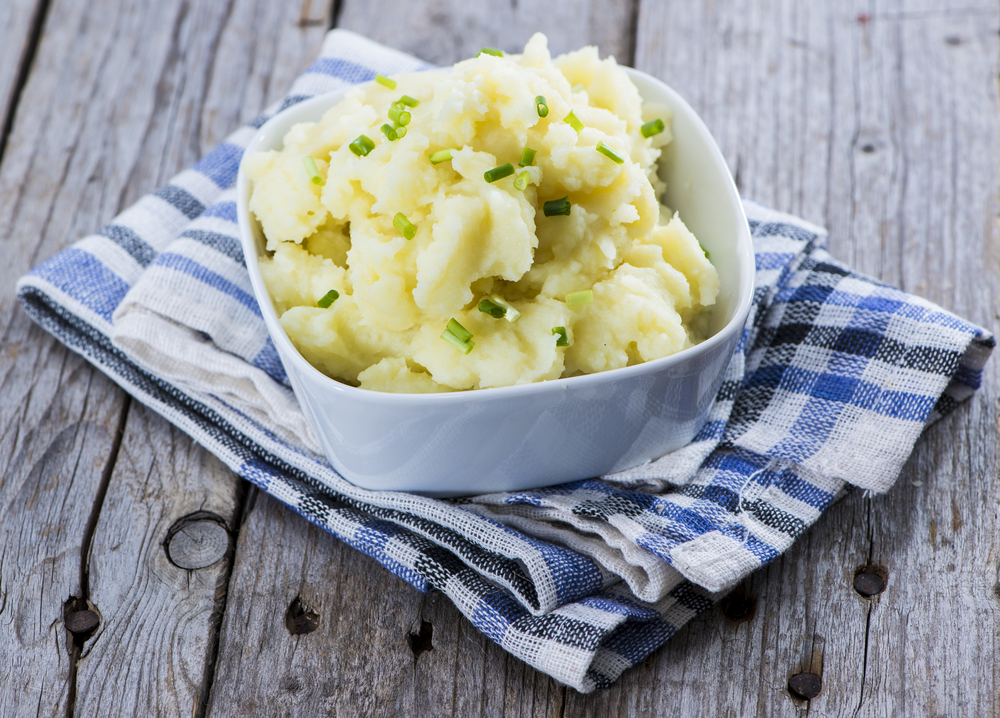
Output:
[[614, 0, 1000, 715], [0, 358, 125, 718], [337, 0, 638, 66], [52, 0, 333, 715], [0, 0, 140, 714], [73, 404, 241, 717]]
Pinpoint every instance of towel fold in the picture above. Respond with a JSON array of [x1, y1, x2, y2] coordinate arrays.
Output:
[[16, 29, 993, 692]]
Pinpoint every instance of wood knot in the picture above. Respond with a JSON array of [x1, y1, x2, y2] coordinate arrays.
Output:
[[164, 511, 230, 570], [285, 596, 320, 635], [853, 565, 887, 597], [788, 672, 822, 700]]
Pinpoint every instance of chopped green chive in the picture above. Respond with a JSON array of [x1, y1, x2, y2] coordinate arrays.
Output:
[[543, 196, 571, 217], [303, 156, 323, 185], [349, 135, 375, 157], [489, 295, 520, 322], [478, 296, 520, 322], [446, 318, 473, 343], [441, 318, 475, 354], [564, 111, 584, 133], [317, 289, 340, 308], [478, 298, 505, 319], [394, 125, 407, 139], [441, 330, 475, 354], [429, 149, 455, 164], [595, 140, 625, 164], [388, 107, 411, 126], [535, 96, 549, 118], [552, 326, 569, 346], [380, 123, 399, 141], [565, 289, 593, 307], [375, 74, 396, 89], [484, 163, 515, 183], [513, 170, 530, 191], [519, 147, 536, 167], [398, 95, 420, 107], [700, 243, 710, 260], [478, 47, 504, 57], [641, 118, 665, 138], [393, 212, 416, 240]]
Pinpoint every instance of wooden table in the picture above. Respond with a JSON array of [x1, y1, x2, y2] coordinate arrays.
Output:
[[2, 1, 997, 715]]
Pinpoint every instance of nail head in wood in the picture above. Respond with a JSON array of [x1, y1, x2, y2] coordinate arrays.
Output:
[[853, 569, 886, 597], [165, 512, 230, 570], [65, 609, 100, 635], [788, 672, 822, 700], [409, 620, 434, 659], [721, 591, 756, 621]]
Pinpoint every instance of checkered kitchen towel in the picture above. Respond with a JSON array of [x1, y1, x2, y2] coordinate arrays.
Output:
[[16, 30, 994, 692]]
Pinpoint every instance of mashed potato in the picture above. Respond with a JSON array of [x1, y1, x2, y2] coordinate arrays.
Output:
[[246, 34, 718, 393]]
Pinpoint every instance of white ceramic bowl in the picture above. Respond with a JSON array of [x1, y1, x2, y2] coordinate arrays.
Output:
[[237, 67, 754, 497]]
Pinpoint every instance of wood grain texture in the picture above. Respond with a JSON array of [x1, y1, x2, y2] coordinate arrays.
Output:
[[73, 404, 241, 718], [337, 0, 638, 67], [631, 0, 1000, 715], [0, 0, 331, 714], [0, 360, 124, 718]]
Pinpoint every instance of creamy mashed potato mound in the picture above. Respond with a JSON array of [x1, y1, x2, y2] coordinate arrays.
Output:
[[246, 34, 719, 393]]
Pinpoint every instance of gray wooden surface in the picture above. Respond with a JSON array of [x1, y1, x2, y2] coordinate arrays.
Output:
[[1, 0, 997, 716]]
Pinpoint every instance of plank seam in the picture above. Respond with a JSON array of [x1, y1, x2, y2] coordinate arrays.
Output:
[[66, 394, 130, 718], [0, 0, 53, 167], [195, 480, 255, 718]]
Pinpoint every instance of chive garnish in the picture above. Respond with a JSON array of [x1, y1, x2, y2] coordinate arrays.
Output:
[[489, 295, 520, 322], [303, 156, 323, 185], [388, 107, 411, 126], [535, 96, 549, 118], [349, 135, 375, 157], [513, 171, 530, 191], [641, 118, 665, 138], [441, 331, 475, 354], [446, 318, 473, 342], [441, 318, 475, 354], [478, 298, 506, 319], [595, 141, 625, 164], [375, 74, 396, 89], [478, 47, 503, 57], [484, 163, 515, 183], [564, 111, 583, 133], [380, 123, 399, 141], [398, 95, 420, 107], [519, 147, 536, 167], [429, 149, 455, 164], [317, 289, 340, 308], [565, 290, 593, 307], [543, 196, 571, 216], [478, 296, 520, 322], [394, 125, 407, 139], [552, 326, 569, 346], [393, 212, 417, 240]]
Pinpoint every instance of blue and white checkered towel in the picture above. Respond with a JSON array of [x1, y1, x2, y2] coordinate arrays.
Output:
[[16, 30, 994, 692]]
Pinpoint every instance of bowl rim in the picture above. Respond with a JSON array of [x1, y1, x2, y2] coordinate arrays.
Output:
[[237, 66, 754, 406]]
